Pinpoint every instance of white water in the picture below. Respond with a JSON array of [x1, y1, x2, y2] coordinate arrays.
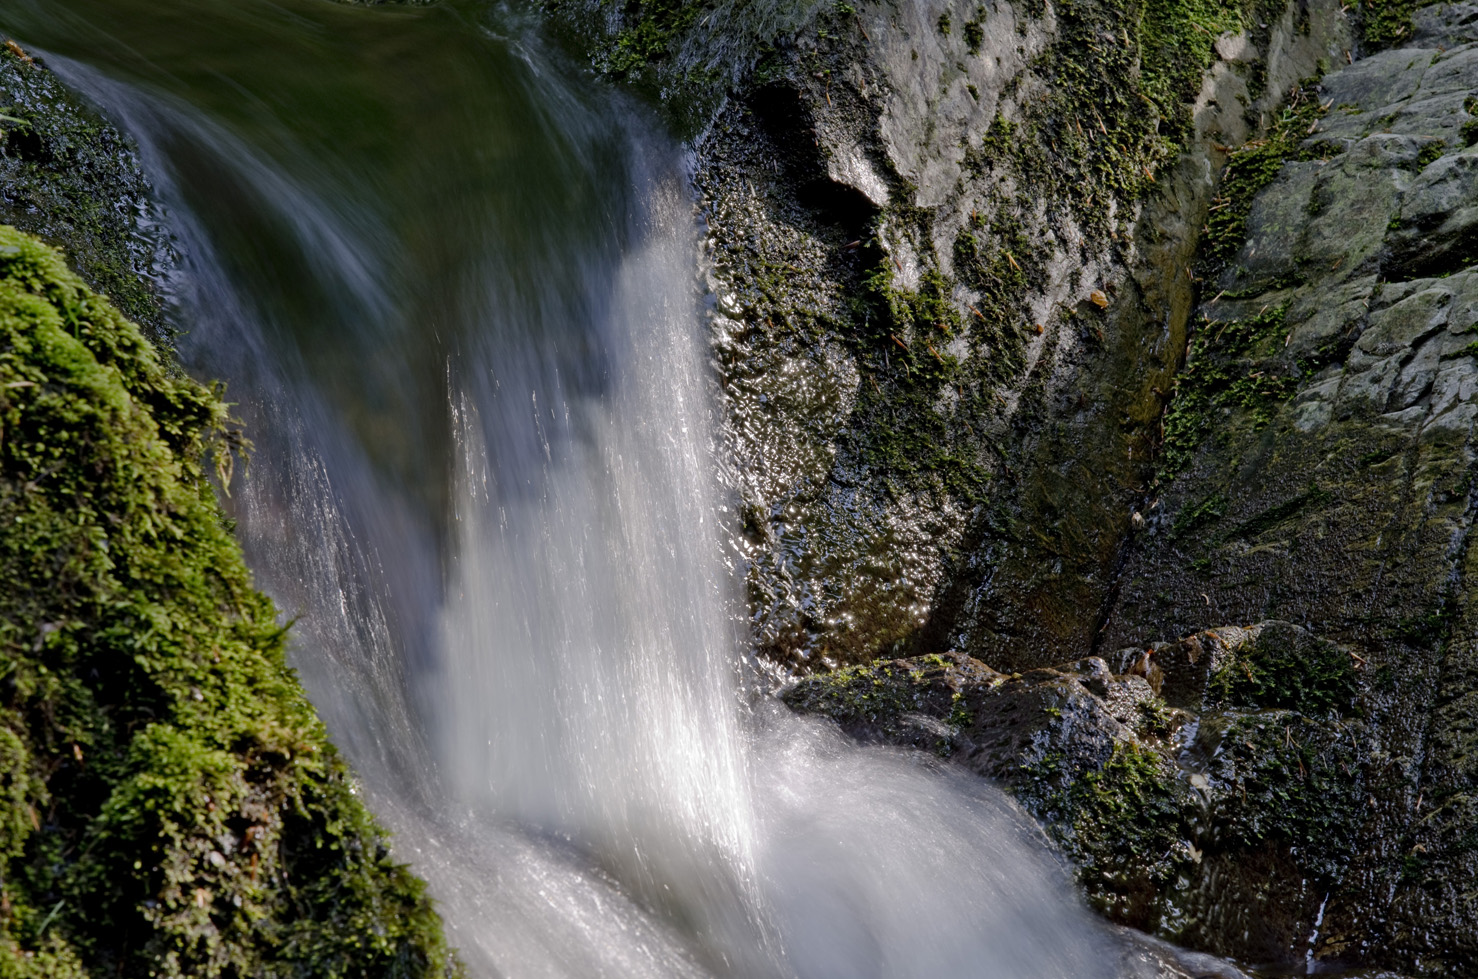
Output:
[[424, 177, 1124, 978], [19, 3, 1201, 975]]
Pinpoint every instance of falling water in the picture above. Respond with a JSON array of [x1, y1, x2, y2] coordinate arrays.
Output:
[[0, 0, 1221, 975]]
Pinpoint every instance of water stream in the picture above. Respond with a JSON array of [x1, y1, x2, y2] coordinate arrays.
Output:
[[0, 1, 1217, 974]]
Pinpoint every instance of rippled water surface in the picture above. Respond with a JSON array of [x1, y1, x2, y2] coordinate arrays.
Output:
[[0, 1, 1242, 975]]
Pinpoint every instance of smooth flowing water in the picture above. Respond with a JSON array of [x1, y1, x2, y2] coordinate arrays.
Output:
[[0, 2, 1216, 975]]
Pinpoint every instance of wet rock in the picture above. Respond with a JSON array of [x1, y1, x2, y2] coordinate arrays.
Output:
[[0, 45, 171, 338], [562, 0, 1478, 969], [1096, 7, 1478, 970], [685, 0, 1354, 672], [785, 621, 1382, 966]]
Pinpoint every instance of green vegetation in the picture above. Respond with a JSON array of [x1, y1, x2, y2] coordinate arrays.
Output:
[[1200, 712, 1362, 881], [1024, 741, 1192, 926], [1357, 0, 1422, 50], [970, 0, 1291, 239], [837, 259, 999, 506], [0, 226, 460, 978], [1206, 626, 1358, 715], [541, 0, 831, 121], [783, 659, 918, 728], [596, 0, 704, 79], [1159, 304, 1296, 476], [1417, 139, 1447, 169], [1202, 85, 1329, 272]]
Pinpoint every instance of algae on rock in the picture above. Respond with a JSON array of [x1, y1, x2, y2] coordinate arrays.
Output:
[[0, 224, 460, 978]]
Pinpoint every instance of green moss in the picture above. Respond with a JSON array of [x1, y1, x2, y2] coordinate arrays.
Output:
[[963, 18, 985, 54], [985, 0, 1290, 240], [1202, 85, 1329, 272], [1169, 491, 1226, 538], [1206, 626, 1358, 715], [1357, 0, 1424, 50], [1219, 481, 1331, 542], [1025, 741, 1193, 925], [834, 257, 996, 506], [783, 661, 916, 728], [1199, 712, 1363, 881], [1159, 304, 1295, 477], [1416, 139, 1447, 169], [0, 226, 461, 978], [1134, 697, 1177, 738]]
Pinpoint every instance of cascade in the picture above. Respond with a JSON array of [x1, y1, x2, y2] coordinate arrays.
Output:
[[1, 0, 1223, 974]]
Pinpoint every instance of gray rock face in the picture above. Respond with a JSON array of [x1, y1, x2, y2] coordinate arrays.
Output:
[[695, 0, 1352, 670]]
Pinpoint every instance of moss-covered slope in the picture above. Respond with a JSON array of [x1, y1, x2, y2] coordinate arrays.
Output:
[[0, 224, 460, 978]]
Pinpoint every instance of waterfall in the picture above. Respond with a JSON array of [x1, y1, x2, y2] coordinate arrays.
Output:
[[6, 0, 1195, 975]]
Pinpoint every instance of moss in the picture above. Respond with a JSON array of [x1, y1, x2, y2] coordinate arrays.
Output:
[[963, 18, 985, 54], [1356, 0, 1424, 51], [0, 226, 461, 978], [782, 659, 921, 727], [1206, 626, 1358, 715], [1219, 481, 1331, 542], [1159, 304, 1296, 477], [1199, 712, 1363, 881], [983, 0, 1290, 240], [542, 0, 833, 129], [1025, 741, 1193, 926], [1416, 139, 1447, 169], [834, 256, 996, 507], [1169, 491, 1226, 538], [1201, 84, 1329, 273]]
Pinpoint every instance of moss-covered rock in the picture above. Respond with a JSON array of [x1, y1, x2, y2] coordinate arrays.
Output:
[[784, 650, 1202, 930], [611, 0, 1354, 672], [784, 625, 1381, 963], [561, 0, 1472, 968], [0, 224, 461, 978]]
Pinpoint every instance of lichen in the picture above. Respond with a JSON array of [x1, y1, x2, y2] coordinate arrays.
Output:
[[0, 225, 461, 978]]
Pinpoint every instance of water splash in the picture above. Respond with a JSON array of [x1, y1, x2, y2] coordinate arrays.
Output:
[[7, 1, 1202, 975]]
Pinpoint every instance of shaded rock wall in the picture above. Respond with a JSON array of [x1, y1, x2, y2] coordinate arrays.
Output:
[[1100, 5, 1478, 970], [0, 42, 171, 339]]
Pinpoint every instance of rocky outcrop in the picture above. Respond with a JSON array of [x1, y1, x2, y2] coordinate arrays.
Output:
[[684, 0, 1355, 670], [0, 42, 170, 339], [783, 621, 1372, 965], [1097, 5, 1478, 970]]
